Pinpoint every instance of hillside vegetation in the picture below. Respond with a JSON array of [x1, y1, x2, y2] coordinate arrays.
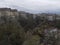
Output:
[[0, 10, 60, 45]]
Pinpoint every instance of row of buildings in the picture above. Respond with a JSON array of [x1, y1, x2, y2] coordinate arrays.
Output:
[[0, 8, 60, 21], [0, 8, 33, 19], [37, 13, 60, 21]]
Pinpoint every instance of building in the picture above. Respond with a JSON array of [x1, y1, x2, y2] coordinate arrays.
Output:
[[39, 13, 57, 21], [0, 8, 19, 17]]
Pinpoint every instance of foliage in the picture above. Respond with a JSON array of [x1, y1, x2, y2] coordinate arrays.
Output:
[[0, 13, 60, 45]]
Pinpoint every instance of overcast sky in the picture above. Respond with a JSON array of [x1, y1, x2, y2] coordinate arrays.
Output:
[[0, 0, 60, 13]]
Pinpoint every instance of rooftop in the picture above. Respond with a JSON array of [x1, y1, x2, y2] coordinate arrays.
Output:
[[0, 8, 17, 12]]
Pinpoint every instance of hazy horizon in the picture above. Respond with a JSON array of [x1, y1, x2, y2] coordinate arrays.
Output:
[[0, 0, 60, 14]]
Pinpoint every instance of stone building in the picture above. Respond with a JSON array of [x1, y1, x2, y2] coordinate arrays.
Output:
[[0, 8, 19, 17], [56, 15, 60, 20], [39, 13, 57, 21]]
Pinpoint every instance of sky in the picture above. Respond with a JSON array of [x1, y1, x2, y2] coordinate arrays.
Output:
[[0, 0, 60, 13]]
